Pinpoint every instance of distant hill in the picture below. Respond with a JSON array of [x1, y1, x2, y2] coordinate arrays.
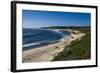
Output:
[[41, 26, 90, 29]]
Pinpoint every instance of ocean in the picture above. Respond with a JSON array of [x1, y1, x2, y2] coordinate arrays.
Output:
[[23, 28, 71, 50]]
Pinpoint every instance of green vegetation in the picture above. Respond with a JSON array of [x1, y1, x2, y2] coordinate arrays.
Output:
[[52, 28, 91, 61]]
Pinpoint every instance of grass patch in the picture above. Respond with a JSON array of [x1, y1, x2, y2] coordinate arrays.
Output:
[[52, 28, 91, 61]]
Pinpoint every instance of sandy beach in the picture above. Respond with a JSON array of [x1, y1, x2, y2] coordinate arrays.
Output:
[[22, 30, 85, 62]]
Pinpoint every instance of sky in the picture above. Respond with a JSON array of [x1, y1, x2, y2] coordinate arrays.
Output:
[[22, 10, 91, 28]]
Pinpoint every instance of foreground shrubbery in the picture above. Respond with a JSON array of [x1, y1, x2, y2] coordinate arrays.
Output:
[[52, 28, 91, 61]]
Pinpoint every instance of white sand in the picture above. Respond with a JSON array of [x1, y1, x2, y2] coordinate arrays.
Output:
[[22, 30, 85, 62]]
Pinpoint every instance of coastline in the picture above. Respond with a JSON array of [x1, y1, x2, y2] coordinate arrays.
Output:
[[22, 30, 85, 62]]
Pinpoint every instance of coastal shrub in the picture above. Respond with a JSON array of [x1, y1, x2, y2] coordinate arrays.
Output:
[[52, 29, 91, 61]]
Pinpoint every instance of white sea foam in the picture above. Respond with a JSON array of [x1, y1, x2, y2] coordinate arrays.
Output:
[[23, 42, 41, 48], [51, 29, 65, 37]]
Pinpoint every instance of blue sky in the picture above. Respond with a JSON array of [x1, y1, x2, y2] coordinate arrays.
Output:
[[22, 10, 91, 28]]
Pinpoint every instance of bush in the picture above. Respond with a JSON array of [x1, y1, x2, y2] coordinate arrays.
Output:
[[52, 28, 91, 61]]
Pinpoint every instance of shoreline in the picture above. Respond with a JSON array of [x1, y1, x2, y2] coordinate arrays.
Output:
[[22, 30, 85, 62]]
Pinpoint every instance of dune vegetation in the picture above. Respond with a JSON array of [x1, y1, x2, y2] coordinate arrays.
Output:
[[52, 28, 91, 61]]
